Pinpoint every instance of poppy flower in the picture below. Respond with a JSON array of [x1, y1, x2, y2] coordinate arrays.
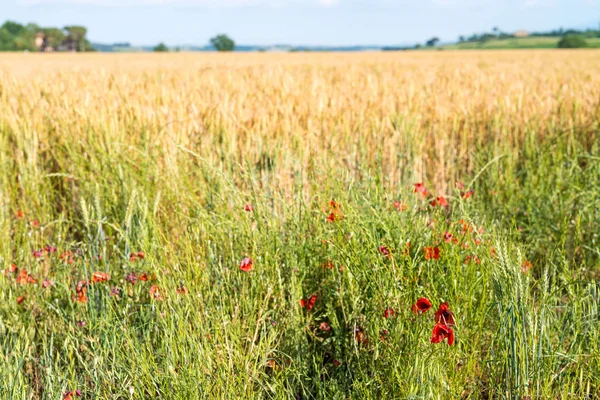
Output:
[[60, 251, 74, 264], [299, 294, 317, 310], [424, 247, 440, 260], [125, 272, 137, 284], [110, 287, 121, 296], [45, 245, 57, 253], [355, 329, 368, 344], [393, 201, 407, 212], [319, 322, 331, 331], [63, 390, 82, 400], [379, 245, 391, 258], [16, 210, 25, 219], [91, 271, 110, 283], [75, 280, 88, 303], [461, 189, 475, 200], [332, 359, 341, 366], [326, 212, 337, 222], [329, 200, 340, 210], [383, 307, 395, 319], [244, 204, 254, 212], [33, 250, 44, 259], [150, 285, 163, 300], [413, 182, 428, 197], [411, 297, 432, 315], [443, 232, 453, 243], [17, 269, 36, 285], [77, 320, 86, 327], [31, 220, 40, 228], [16, 295, 26, 305], [430, 323, 455, 345], [436, 196, 449, 207], [239, 257, 253, 272], [138, 272, 152, 281], [42, 279, 54, 288], [434, 302, 456, 326], [323, 261, 334, 270], [521, 260, 533, 273], [176, 284, 188, 295]]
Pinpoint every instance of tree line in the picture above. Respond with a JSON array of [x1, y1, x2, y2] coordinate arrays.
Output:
[[0, 21, 93, 52]]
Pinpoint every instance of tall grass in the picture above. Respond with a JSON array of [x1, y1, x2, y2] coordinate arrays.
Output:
[[0, 51, 598, 398]]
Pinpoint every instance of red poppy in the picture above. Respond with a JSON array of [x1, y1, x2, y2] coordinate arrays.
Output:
[[150, 285, 163, 300], [393, 201, 407, 212], [333, 359, 342, 366], [430, 323, 455, 345], [16, 210, 25, 219], [110, 287, 121, 296], [461, 189, 475, 199], [244, 204, 254, 212], [176, 284, 188, 295], [521, 260, 533, 273], [326, 212, 337, 222], [32, 220, 40, 228], [436, 196, 449, 207], [138, 272, 151, 281], [126, 272, 137, 284], [137, 251, 145, 259], [434, 302, 456, 326], [75, 280, 88, 303], [329, 200, 340, 210], [319, 322, 331, 331], [379, 245, 391, 258], [7, 263, 18, 274], [91, 271, 110, 283], [383, 307, 395, 319], [60, 251, 74, 264], [33, 250, 44, 259], [299, 294, 317, 310], [16, 295, 26, 305], [239, 257, 253, 272], [424, 246, 440, 260], [42, 279, 54, 288], [16, 269, 36, 285], [443, 232, 453, 243], [411, 297, 432, 315], [323, 261, 334, 270], [413, 182, 428, 197], [355, 329, 368, 344], [45, 245, 57, 253]]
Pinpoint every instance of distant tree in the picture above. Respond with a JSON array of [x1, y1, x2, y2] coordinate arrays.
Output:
[[2, 21, 25, 36], [492, 26, 500, 35], [153, 42, 169, 52], [458, 35, 465, 42], [557, 35, 588, 49], [425, 37, 440, 47], [210, 34, 235, 52], [64, 25, 92, 51], [42, 28, 65, 49]]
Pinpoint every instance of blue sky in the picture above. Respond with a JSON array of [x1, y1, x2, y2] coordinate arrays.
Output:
[[1, 0, 598, 46]]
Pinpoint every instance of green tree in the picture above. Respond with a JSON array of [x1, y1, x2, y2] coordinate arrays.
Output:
[[153, 43, 169, 52], [64, 25, 88, 51], [210, 34, 235, 52], [42, 28, 65, 49], [1, 21, 25, 36], [425, 37, 440, 47], [557, 35, 588, 48]]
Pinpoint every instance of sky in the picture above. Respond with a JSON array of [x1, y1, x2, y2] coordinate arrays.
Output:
[[1, 0, 598, 46]]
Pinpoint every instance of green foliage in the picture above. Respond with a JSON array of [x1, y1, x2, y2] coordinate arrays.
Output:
[[425, 37, 440, 47], [557, 34, 588, 48], [210, 34, 236, 52], [0, 20, 94, 52], [153, 42, 169, 52]]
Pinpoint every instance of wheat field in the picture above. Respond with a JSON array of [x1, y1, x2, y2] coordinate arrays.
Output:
[[0, 51, 599, 399]]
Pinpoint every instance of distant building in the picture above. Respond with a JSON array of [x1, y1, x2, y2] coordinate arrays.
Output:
[[35, 32, 52, 52], [514, 30, 529, 38]]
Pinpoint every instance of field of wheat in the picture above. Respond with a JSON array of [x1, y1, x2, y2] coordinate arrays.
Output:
[[0, 50, 599, 399]]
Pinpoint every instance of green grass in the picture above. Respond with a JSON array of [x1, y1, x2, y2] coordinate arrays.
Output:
[[0, 54, 599, 398], [444, 36, 600, 49]]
